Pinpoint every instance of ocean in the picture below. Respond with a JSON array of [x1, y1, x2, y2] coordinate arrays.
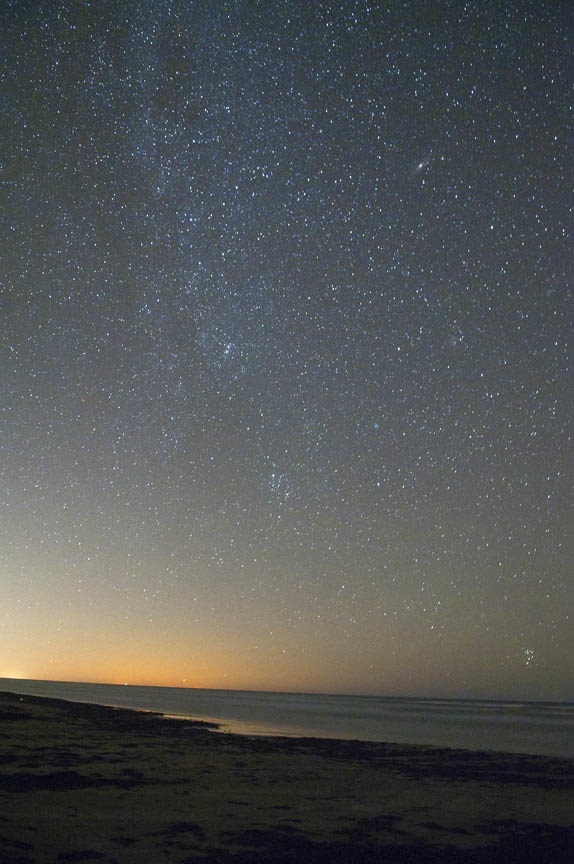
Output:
[[1, 677, 572, 759]]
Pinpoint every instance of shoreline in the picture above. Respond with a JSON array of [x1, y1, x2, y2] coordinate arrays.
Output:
[[2, 679, 572, 758], [1, 690, 573, 862]]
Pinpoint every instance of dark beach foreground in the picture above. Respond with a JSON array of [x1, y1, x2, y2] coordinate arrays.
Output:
[[1, 691, 573, 863]]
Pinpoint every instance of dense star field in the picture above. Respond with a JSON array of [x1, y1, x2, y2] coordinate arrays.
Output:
[[1, 1, 571, 697]]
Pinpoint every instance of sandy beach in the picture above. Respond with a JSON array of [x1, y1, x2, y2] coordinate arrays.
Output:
[[1, 691, 573, 863]]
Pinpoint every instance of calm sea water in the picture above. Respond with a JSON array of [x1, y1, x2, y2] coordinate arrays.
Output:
[[1, 678, 572, 759]]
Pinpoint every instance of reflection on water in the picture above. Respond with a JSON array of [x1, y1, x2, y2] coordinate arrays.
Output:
[[1, 678, 572, 758]]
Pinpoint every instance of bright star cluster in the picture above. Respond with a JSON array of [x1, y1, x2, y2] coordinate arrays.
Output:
[[1, 1, 571, 698]]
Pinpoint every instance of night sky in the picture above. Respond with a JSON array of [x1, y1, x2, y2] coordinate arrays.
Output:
[[2, 1, 572, 699]]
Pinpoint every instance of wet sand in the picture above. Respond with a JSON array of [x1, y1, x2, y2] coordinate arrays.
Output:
[[1, 690, 573, 863]]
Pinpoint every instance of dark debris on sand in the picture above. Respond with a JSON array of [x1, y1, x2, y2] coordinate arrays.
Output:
[[178, 823, 574, 864]]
